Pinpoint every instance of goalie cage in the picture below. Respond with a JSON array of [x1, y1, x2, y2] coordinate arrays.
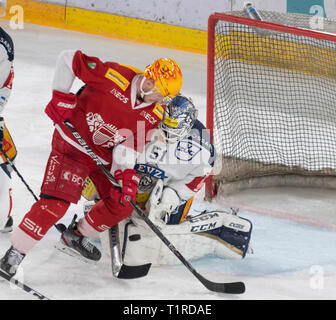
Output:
[[205, 10, 336, 199]]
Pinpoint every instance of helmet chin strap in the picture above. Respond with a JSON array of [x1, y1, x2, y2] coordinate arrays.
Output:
[[140, 76, 154, 99]]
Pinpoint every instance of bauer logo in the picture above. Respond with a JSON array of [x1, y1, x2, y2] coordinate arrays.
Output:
[[57, 102, 76, 109]]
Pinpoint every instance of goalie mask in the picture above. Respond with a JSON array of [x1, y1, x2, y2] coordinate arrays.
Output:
[[159, 95, 198, 144]]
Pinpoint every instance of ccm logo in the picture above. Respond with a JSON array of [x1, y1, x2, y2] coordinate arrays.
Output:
[[190, 222, 217, 232], [22, 218, 44, 237]]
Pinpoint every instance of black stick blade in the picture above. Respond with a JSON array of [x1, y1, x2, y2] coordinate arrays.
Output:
[[200, 275, 245, 294], [117, 263, 152, 279], [223, 281, 246, 294]]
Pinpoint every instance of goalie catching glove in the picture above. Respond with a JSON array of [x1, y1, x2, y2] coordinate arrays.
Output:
[[145, 179, 181, 226]]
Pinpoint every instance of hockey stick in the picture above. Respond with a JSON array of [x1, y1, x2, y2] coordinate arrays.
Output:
[[63, 120, 246, 294], [109, 224, 151, 279], [0, 145, 38, 202], [0, 268, 50, 300], [0, 145, 66, 233]]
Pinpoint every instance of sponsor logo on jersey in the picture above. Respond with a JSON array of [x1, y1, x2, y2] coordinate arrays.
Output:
[[105, 68, 130, 91], [135, 163, 166, 180], [110, 88, 129, 104], [140, 110, 157, 125], [175, 140, 201, 161], [61, 170, 85, 186]]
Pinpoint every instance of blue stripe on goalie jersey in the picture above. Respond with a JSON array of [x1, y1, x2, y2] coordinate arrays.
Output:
[[180, 120, 216, 167], [134, 163, 167, 180], [0, 27, 14, 61]]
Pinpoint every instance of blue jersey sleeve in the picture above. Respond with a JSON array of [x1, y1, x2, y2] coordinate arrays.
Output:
[[0, 27, 14, 61]]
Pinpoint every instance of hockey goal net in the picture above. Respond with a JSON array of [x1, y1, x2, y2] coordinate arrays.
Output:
[[206, 11, 336, 198]]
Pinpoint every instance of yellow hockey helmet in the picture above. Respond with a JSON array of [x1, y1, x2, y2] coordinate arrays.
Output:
[[144, 58, 182, 97]]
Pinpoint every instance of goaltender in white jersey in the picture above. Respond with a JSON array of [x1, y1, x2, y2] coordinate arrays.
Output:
[[96, 95, 253, 266]]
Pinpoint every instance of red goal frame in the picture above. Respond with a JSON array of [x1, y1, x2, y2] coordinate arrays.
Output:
[[205, 12, 336, 199]]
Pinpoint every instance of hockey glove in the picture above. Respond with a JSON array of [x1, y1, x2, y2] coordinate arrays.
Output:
[[147, 186, 181, 224], [112, 169, 140, 206], [45, 90, 77, 124]]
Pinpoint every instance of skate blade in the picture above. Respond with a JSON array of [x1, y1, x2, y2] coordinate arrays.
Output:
[[54, 240, 99, 266]]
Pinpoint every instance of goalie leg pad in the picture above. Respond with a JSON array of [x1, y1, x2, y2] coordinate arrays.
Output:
[[200, 216, 252, 258], [123, 209, 253, 265]]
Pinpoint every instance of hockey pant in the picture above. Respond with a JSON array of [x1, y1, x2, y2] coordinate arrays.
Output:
[[11, 129, 133, 253]]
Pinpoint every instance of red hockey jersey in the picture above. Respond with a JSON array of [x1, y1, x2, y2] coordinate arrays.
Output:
[[56, 51, 164, 167]]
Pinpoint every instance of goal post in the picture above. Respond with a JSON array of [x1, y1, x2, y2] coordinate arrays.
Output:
[[206, 11, 336, 199]]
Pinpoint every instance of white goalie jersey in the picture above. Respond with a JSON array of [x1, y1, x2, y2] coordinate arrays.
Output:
[[134, 119, 215, 213], [99, 119, 253, 266]]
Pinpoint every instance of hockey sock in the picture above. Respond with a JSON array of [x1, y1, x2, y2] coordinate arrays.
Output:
[[12, 198, 70, 253], [81, 198, 133, 235]]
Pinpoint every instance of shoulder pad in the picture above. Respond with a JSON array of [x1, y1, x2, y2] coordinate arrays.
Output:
[[185, 120, 216, 166]]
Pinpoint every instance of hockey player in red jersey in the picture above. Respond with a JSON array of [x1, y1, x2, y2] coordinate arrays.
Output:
[[0, 50, 183, 276]]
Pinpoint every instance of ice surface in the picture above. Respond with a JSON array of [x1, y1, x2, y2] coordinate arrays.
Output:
[[0, 20, 335, 301]]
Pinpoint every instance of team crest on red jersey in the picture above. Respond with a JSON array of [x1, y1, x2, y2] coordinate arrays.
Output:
[[86, 112, 125, 148]]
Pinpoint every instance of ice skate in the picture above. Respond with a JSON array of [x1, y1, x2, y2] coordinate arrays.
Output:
[[0, 216, 13, 233], [0, 246, 25, 277], [56, 215, 101, 262]]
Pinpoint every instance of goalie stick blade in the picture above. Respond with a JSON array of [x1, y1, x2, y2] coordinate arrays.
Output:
[[116, 263, 152, 279]]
